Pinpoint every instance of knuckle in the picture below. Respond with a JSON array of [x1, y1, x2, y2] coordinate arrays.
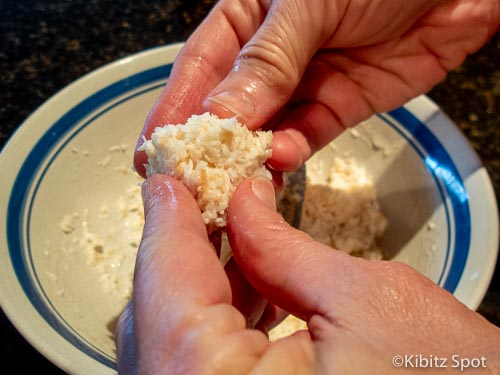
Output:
[[237, 36, 300, 92], [369, 260, 437, 305], [375, 260, 423, 288]]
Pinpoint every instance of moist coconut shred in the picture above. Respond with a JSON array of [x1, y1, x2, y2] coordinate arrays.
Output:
[[138, 112, 273, 232]]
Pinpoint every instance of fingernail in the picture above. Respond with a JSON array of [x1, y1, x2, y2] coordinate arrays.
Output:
[[251, 178, 276, 210], [204, 91, 255, 123], [140, 177, 172, 214]]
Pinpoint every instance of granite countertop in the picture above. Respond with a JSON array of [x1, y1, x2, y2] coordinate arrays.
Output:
[[0, 1, 498, 374]]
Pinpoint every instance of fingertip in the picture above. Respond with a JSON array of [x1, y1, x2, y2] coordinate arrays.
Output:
[[227, 177, 302, 272], [133, 148, 147, 179], [228, 178, 279, 224], [268, 168, 284, 191], [227, 178, 289, 291], [250, 177, 277, 210], [267, 132, 305, 172], [140, 174, 174, 216], [141, 174, 203, 230]]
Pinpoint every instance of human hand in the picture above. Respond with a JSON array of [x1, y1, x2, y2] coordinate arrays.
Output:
[[115, 175, 274, 374], [134, 0, 499, 176], [116, 175, 500, 374]]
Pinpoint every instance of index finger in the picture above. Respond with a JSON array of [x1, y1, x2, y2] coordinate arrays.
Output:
[[132, 175, 231, 366], [131, 175, 269, 373], [134, 175, 230, 313], [134, 1, 269, 176]]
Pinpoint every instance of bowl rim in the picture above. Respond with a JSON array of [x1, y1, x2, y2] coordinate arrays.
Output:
[[0, 43, 498, 374]]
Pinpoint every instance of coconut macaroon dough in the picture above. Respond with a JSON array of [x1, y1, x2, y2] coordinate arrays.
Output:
[[138, 112, 273, 232], [300, 158, 387, 259]]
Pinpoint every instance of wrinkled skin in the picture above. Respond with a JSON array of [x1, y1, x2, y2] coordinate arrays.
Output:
[[122, 0, 500, 373], [116, 176, 500, 374], [134, 0, 499, 174]]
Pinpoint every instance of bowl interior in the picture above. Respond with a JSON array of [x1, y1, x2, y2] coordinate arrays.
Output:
[[27, 90, 159, 359], [1, 45, 497, 375], [29, 108, 451, 359], [309, 118, 448, 280]]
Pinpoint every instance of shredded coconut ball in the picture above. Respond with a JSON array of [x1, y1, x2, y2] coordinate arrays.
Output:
[[138, 113, 273, 231]]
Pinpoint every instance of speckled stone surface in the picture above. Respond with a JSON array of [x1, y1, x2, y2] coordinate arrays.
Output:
[[0, 1, 498, 373]]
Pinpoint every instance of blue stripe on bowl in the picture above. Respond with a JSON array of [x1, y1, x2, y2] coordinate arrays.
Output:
[[6, 61, 471, 370], [386, 108, 470, 292], [24, 82, 166, 363], [7, 64, 172, 369], [378, 113, 452, 286]]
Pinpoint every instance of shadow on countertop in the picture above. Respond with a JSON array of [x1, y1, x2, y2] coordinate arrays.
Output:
[[0, 1, 498, 374]]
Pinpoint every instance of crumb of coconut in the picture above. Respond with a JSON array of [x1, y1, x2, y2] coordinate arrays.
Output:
[[138, 112, 273, 232]]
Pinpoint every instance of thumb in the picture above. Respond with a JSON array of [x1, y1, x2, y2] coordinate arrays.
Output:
[[203, 0, 331, 128], [227, 178, 367, 323]]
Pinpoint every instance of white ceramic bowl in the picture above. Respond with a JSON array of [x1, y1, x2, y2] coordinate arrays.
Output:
[[0, 44, 498, 375]]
